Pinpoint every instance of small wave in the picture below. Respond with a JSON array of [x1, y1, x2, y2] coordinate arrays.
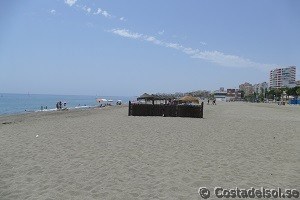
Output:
[[74, 106, 91, 109], [35, 108, 57, 112]]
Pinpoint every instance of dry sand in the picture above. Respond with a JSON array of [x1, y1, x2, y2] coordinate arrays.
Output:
[[0, 103, 299, 200]]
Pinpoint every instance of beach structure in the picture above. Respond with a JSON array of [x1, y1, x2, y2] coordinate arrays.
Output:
[[178, 95, 199, 104], [137, 93, 159, 105], [137, 93, 175, 105], [129, 94, 203, 118], [129, 101, 203, 118]]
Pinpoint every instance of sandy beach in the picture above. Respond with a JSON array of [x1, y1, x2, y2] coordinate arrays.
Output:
[[0, 102, 299, 200]]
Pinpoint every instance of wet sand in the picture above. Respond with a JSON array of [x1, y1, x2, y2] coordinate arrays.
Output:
[[0, 103, 299, 199]]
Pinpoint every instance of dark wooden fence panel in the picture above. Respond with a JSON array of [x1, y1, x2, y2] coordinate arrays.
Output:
[[128, 102, 203, 118]]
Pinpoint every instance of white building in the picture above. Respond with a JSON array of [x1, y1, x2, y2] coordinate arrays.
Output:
[[253, 82, 268, 95], [270, 66, 296, 88], [213, 91, 227, 101]]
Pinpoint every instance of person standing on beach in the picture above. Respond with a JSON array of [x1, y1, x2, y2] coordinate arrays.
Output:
[[207, 99, 210, 105]]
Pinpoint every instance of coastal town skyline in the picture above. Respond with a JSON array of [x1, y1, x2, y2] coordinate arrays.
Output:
[[1, 0, 300, 96], [1, 65, 298, 97]]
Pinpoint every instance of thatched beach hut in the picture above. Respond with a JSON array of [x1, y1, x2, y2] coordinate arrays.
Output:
[[137, 93, 159, 105], [178, 95, 199, 104]]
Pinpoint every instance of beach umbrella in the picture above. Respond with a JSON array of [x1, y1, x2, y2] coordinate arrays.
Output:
[[96, 98, 108, 103]]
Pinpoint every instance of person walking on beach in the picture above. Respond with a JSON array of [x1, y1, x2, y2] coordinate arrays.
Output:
[[207, 99, 210, 105], [213, 99, 216, 105]]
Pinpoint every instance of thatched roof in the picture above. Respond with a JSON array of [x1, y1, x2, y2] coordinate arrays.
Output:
[[178, 96, 199, 104], [137, 93, 177, 101], [155, 94, 176, 100], [137, 93, 158, 100]]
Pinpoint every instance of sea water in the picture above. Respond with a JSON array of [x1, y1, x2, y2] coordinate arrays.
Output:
[[0, 93, 134, 115]]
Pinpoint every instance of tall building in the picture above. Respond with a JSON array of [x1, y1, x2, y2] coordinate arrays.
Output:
[[226, 89, 242, 101], [253, 82, 268, 95], [269, 66, 296, 88], [239, 82, 254, 96]]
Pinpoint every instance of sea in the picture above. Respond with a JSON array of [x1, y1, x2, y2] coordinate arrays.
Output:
[[0, 93, 135, 116]]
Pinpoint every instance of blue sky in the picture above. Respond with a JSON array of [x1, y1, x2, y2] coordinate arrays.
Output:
[[0, 0, 299, 96]]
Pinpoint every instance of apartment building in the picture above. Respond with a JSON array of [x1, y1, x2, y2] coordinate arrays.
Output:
[[269, 66, 296, 88]]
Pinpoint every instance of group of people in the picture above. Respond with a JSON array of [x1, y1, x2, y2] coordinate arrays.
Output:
[[207, 99, 217, 105], [56, 101, 66, 110]]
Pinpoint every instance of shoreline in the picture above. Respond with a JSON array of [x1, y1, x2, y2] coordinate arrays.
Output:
[[0, 105, 116, 117], [0, 105, 127, 125], [1, 100, 299, 117], [1, 101, 299, 125]]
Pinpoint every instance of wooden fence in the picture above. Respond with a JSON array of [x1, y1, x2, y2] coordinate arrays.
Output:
[[128, 102, 203, 118]]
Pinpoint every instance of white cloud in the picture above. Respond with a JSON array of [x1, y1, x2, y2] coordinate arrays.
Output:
[[183, 47, 199, 55], [110, 29, 142, 39], [50, 9, 56, 15], [94, 8, 102, 15], [191, 51, 272, 69], [102, 11, 110, 17], [144, 36, 162, 45], [94, 8, 111, 18], [64, 0, 77, 7], [65, 3, 115, 20], [110, 29, 160, 44], [165, 43, 182, 50], [110, 29, 183, 50], [82, 6, 91, 14], [110, 28, 273, 70], [62, 1, 272, 70]]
